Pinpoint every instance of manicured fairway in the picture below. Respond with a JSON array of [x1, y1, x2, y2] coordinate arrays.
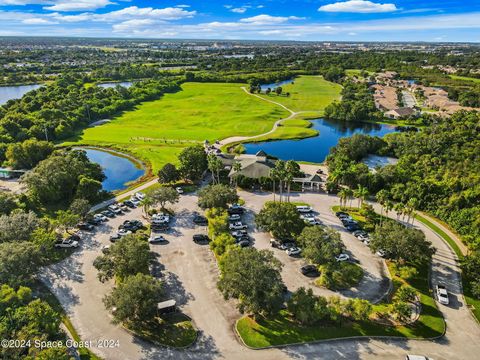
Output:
[[259, 75, 342, 114], [66, 82, 288, 172], [449, 75, 480, 83]]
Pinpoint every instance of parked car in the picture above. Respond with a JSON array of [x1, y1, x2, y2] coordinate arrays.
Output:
[[345, 223, 360, 232], [335, 211, 348, 217], [376, 249, 387, 258], [109, 234, 121, 242], [55, 239, 79, 248], [300, 264, 319, 276], [405, 356, 430, 360], [296, 205, 313, 213], [228, 214, 241, 222], [238, 239, 250, 248], [279, 242, 296, 250], [436, 284, 449, 305], [94, 213, 108, 222], [108, 205, 122, 215], [87, 218, 102, 226], [286, 247, 302, 256], [134, 192, 145, 200], [176, 187, 184, 194], [151, 224, 170, 232], [78, 222, 94, 231], [123, 200, 136, 208], [228, 205, 244, 215], [353, 230, 368, 238], [231, 230, 248, 238], [229, 222, 247, 230], [193, 234, 210, 243], [117, 229, 132, 237], [305, 217, 322, 226], [101, 245, 111, 254], [270, 238, 281, 248], [130, 197, 141, 207], [193, 215, 208, 225], [102, 210, 115, 218], [358, 234, 369, 242], [335, 253, 350, 262], [149, 235, 167, 244]]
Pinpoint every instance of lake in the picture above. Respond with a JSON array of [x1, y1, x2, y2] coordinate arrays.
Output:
[[260, 79, 293, 91], [244, 119, 396, 163], [97, 81, 134, 89], [79, 148, 145, 192], [0, 84, 42, 105]]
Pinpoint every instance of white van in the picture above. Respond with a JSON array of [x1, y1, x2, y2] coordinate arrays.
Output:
[[296, 205, 312, 213]]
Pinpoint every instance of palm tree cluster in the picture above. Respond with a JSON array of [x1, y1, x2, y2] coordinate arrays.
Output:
[[269, 160, 299, 202], [207, 154, 224, 184], [338, 185, 369, 209]]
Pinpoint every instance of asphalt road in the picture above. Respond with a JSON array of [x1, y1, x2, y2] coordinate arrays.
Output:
[[41, 190, 480, 360]]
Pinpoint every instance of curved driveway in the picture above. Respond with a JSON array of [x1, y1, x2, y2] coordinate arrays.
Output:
[[41, 190, 480, 360]]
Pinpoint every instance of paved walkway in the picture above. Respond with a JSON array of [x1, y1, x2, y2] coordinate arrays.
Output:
[[219, 87, 298, 147]]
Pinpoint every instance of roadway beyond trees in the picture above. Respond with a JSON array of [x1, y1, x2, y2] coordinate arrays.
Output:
[[41, 189, 480, 360]]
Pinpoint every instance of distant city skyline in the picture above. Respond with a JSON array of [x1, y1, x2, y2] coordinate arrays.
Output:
[[0, 0, 479, 42]]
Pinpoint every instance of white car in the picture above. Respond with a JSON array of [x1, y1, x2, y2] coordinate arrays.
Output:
[[94, 213, 108, 222], [117, 229, 132, 237], [305, 218, 322, 225], [134, 192, 146, 200], [405, 356, 431, 360], [108, 205, 122, 215], [296, 205, 313, 213], [149, 235, 167, 244], [335, 253, 350, 262], [231, 230, 247, 238], [152, 213, 170, 223], [358, 234, 369, 242], [228, 214, 241, 222], [376, 250, 387, 258], [130, 197, 141, 206], [300, 213, 315, 220], [286, 247, 302, 256], [55, 239, 79, 248], [436, 284, 449, 305], [176, 187, 184, 194], [229, 222, 247, 230]]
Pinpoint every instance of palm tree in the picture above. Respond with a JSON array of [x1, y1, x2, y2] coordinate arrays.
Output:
[[376, 189, 389, 224], [284, 160, 297, 202], [393, 202, 404, 221], [232, 161, 242, 187], [345, 187, 354, 208], [270, 168, 278, 202], [207, 154, 222, 184], [274, 160, 286, 202], [353, 185, 369, 208], [141, 196, 154, 216], [338, 188, 348, 209], [406, 198, 418, 225]]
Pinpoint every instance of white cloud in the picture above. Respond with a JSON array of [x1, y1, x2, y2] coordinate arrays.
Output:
[[45, 0, 113, 12], [0, 0, 52, 5], [319, 0, 397, 13], [22, 17, 56, 24], [113, 18, 154, 32], [240, 14, 303, 25], [231, 7, 247, 13]]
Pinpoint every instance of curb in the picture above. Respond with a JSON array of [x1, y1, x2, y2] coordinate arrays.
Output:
[[233, 316, 446, 351]]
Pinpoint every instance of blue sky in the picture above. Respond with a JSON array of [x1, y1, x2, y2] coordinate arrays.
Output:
[[0, 0, 479, 42]]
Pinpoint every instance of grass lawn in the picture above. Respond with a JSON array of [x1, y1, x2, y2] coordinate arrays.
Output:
[[449, 75, 480, 83], [127, 313, 197, 348], [316, 262, 364, 290], [64, 82, 288, 173], [258, 75, 342, 114]]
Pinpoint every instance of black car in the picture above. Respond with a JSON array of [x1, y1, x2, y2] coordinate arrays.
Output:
[[238, 239, 250, 248], [78, 222, 94, 231], [300, 264, 319, 277], [335, 211, 348, 217], [193, 234, 210, 243], [87, 218, 102, 226], [345, 224, 360, 231], [227, 207, 244, 215], [193, 215, 208, 225], [102, 210, 115, 218], [123, 200, 136, 208]]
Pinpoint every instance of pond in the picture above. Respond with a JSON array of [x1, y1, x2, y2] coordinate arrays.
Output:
[[97, 81, 134, 89], [260, 79, 293, 91], [0, 84, 42, 105], [78, 148, 145, 192], [244, 119, 396, 163]]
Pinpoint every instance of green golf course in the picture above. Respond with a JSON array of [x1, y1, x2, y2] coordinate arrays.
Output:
[[65, 77, 341, 173]]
